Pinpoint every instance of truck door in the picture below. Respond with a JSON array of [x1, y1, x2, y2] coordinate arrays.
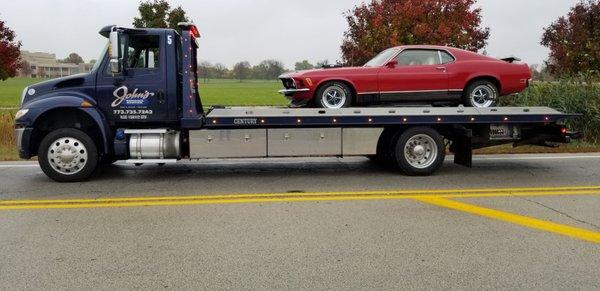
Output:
[[96, 32, 169, 123]]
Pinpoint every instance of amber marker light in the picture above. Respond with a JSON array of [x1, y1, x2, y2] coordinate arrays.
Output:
[[305, 78, 313, 86], [80, 101, 93, 107]]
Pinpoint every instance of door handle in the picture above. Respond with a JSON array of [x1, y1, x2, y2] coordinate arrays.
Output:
[[436, 67, 447, 71], [157, 91, 165, 104]]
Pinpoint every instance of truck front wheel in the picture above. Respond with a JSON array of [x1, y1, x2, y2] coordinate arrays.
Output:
[[392, 127, 446, 176], [38, 128, 99, 182]]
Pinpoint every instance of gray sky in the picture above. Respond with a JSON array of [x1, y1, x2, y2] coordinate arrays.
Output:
[[0, 0, 580, 69]]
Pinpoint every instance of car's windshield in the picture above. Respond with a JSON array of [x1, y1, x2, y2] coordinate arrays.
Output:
[[364, 48, 399, 67], [91, 43, 108, 72]]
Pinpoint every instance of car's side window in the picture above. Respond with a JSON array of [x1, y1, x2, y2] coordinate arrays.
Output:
[[439, 51, 455, 64], [396, 50, 440, 66]]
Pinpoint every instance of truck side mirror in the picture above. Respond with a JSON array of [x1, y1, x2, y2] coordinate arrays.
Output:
[[109, 29, 122, 75]]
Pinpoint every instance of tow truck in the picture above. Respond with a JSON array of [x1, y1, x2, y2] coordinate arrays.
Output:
[[14, 24, 581, 182]]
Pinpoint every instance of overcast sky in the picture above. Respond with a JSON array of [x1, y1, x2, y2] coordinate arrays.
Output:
[[0, 0, 580, 68]]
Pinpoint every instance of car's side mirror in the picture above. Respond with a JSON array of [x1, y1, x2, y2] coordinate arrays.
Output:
[[385, 60, 398, 68], [109, 29, 123, 75]]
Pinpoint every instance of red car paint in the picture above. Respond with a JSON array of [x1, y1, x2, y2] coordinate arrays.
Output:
[[279, 45, 532, 106]]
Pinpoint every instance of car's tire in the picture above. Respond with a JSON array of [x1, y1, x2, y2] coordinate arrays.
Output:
[[38, 128, 99, 182], [391, 127, 446, 176], [314, 82, 353, 109], [463, 80, 499, 108]]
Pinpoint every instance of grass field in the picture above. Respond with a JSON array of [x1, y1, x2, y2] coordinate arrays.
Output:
[[0, 78, 285, 108]]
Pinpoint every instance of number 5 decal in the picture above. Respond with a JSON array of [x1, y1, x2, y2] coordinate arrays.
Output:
[[167, 35, 173, 45]]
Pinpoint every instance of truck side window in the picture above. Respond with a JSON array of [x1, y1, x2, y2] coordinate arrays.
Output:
[[126, 35, 160, 69]]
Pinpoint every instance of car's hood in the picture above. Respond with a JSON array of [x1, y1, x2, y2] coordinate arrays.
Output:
[[22, 73, 92, 106], [280, 66, 367, 78]]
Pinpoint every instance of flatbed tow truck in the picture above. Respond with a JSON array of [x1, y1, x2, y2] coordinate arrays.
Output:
[[14, 24, 581, 182]]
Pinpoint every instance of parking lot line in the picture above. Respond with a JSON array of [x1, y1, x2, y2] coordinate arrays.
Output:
[[1, 186, 600, 210], [413, 196, 600, 244]]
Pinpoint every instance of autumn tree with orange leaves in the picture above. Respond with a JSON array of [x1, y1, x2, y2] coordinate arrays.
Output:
[[0, 20, 21, 81], [341, 0, 490, 66], [541, 0, 600, 77]]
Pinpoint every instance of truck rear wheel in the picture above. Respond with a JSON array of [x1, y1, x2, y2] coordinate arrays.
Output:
[[38, 128, 99, 182], [392, 127, 446, 176]]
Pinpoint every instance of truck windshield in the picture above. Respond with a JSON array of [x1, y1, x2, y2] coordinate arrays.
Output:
[[364, 48, 399, 67], [91, 44, 108, 72]]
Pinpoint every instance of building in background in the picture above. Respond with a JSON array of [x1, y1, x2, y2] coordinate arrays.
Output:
[[18, 51, 93, 78]]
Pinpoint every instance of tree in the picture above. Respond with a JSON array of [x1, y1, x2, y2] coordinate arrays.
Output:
[[213, 63, 229, 79], [541, 0, 600, 76], [316, 60, 330, 68], [341, 0, 490, 66], [197, 61, 214, 82], [62, 53, 84, 65], [232, 61, 251, 82], [167, 6, 189, 30], [133, 0, 189, 30], [295, 60, 314, 71], [0, 20, 22, 81]]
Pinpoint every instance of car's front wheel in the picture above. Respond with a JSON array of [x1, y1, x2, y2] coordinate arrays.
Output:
[[464, 80, 499, 108], [314, 82, 353, 109]]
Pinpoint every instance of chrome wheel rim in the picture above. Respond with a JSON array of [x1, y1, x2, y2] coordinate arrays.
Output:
[[322, 86, 347, 109], [404, 134, 437, 169], [47, 137, 88, 175], [470, 85, 496, 108]]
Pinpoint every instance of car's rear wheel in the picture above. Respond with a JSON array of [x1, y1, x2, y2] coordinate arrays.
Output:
[[391, 127, 446, 176], [464, 80, 499, 108], [315, 82, 353, 109]]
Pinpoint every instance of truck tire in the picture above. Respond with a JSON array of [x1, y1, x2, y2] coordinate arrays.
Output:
[[463, 80, 498, 108], [38, 128, 99, 182], [392, 127, 446, 176], [314, 82, 353, 109]]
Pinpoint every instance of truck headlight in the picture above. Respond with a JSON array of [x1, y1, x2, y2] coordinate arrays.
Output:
[[15, 109, 29, 120]]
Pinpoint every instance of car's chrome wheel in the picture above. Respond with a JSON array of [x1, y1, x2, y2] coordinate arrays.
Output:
[[470, 85, 497, 108], [321, 86, 347, 109], [47, 137, 88, 175], [403, 134, 438, 169]]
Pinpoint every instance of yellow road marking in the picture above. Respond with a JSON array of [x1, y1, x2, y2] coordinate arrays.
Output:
[[413, 197, 600, 244], [0, 186, 599, 210]]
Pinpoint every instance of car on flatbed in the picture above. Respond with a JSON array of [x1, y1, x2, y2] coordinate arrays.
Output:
[[279, 45, 532, 109]]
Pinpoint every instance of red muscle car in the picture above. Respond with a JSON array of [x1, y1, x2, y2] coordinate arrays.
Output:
[[279, 45, 532, 108]]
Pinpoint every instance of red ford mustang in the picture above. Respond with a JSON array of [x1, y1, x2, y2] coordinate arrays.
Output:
[[279, 45, 532, 108]]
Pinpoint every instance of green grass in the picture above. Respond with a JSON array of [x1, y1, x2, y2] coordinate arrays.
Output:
[[0, 77, 49, 107], [0, 77, 285, 108]]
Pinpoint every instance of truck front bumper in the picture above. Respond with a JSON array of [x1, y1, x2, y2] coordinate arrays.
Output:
[[15, 127, 33, 159]]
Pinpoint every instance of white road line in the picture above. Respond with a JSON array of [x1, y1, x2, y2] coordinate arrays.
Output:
[[0, 155, 599, 168], [474, 155, 600, 161]]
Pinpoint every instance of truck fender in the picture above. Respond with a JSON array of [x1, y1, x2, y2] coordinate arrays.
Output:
[[26, 95, 112, 155]]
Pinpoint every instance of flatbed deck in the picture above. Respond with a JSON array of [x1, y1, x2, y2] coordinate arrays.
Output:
[[203, 106, 577, 128]]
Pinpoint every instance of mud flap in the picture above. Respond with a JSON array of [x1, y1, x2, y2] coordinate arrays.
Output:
[[452, 126, 473, 168]]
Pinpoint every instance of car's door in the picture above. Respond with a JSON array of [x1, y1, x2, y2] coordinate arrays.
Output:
[[96, 32, 169, 124], [377, 49, 449, 102]]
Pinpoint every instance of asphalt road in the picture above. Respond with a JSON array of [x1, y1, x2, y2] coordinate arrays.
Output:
[[1, 154, 600, 289]]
